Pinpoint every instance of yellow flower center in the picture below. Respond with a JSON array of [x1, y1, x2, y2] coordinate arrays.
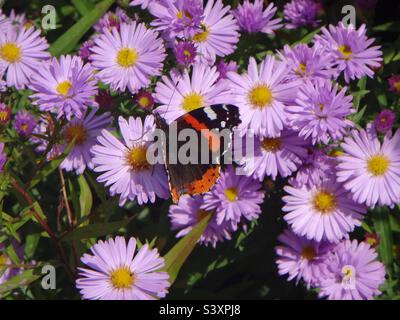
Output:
[[117, 48, 139, 68], [21, 123, 28, 132], [110, 267, 134, 289], [341, 265, 355, 279], [65, 124, 87, 145], [184, 50, 192, 58], [138, 96, 150, 108], [313, 191, 337, 214], [126, 146, 150, 171], [57, 80, 72, 97], [0, 110, 9, 122], [0, 253, 8, 267], [261, 138, 281, 152], [367, 155, 390, 176], [338, 45, 352, 60], [0, 43, 21, 63], [329, 149, 344, 157], [182, 93, 204, 112], [296, 62, 307, 75], [301, 246, 316, 261], [193, 25, 209, 43], [248, 85, 273, 108], [394, 82, 400, 93], [225, 187, 238, 202]]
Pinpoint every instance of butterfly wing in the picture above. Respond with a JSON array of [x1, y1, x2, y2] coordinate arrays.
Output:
[[156, 104, 241, 203]]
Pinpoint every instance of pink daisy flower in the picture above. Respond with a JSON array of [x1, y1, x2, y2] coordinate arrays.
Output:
[[202, 165, 265, 229], [314, 23, 382, 83], [0, 25, 50, 89], [227, 56, 300, 138], [276, 229, 334, 288], [91, 115, 170, 206], [90, 22, 166, 94], [287, 80, 354, 145], [336, 128, 400, 207], [192, 0, 240, 65], [238, 129, 310, 181], [154, 63, 231, 124], [318, 239, 386, 300], [30, 55, 99, 120], [76, 236, 170, 300], [61, 109, 112, 175], [283, 178, 366, 243]]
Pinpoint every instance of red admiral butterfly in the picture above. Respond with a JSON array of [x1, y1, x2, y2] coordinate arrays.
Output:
[[155, 104, 240, 203]]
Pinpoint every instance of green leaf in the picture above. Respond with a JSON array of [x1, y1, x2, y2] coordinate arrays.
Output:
[[29, 138, 76, 189], [78, 175, 93, 223], [163, 213, 212, 285], [49, 0, 115, 57], [350, 105, 367, 124], [71, 0, 95, 16], [0, 269, 41, 295], [373, 22, 400, 32], [62, 218, 133, 241], [353, 77, 367, 111], [294, 27, 321, 45], [374, 207, 394, 277]]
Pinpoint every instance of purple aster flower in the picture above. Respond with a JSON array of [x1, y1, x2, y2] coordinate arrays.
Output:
[[0, 142, 6, 173], [8, 10, 28, 29], [90, 22, 166, 94], [79, 40, 95, 62], [289, 148, 337, 188], [76, 236, 170, 300], [94, 8, 132, 33], [14, 110, 37, 137], [91, 115, 170, 206], [276, 229, 334, 288], [238, 129, 310, 181], [0, 10, 11, 30], [227, 56, 300, 138], [150, 0, 204, 40], [174, 41, 196, 66], [169, 194, 233, 248], [216, 60, 238, 81], [0, 102, 11, 125], [233, 0, 282, 34], [0, 62, 6, 92], [278, 43, 336, 83], [318, 239, 386, 300], [336, 128, 400, 207], [30, 55, 99, 120], [287, 80, 354, 145], [283, 177, 366, 243], [356, 0, 378, 10], [284, 0, 320, 29], [135, 90, 155, 110], [61, 109, 112, 175], [193, 0, 240, 65], [388, 75, 400, 95], [130, 0, 155, 9], [0, 240, 24, 284], [374, 109, 396, 134], [0, 25, 50, 89], [201, 165, 265, 229], [155, 63, 231, 124], [314, 23, 382, 83]]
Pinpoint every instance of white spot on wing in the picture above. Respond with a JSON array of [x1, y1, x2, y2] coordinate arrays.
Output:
[[204, 107, 217, 120]]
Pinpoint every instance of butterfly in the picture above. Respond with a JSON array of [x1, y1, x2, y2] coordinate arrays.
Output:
[[155, 104, 241, 203]]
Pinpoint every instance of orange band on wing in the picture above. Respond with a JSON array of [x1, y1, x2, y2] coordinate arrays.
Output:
[[171, 166, 220, 203], [182, 114, 220, 152]]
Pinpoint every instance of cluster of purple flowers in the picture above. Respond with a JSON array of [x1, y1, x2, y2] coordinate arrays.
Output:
[[0, 1, 398, 301]]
